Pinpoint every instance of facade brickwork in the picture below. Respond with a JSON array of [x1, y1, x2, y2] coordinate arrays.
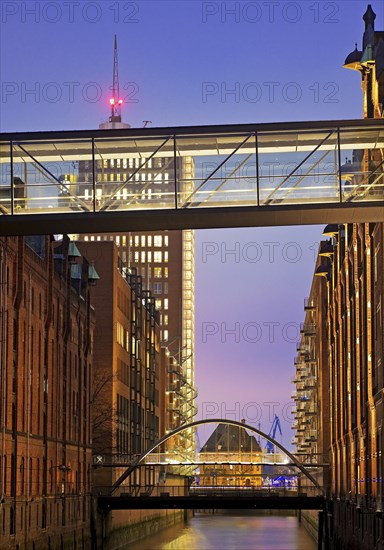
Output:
[[0, 236, 95, 549]]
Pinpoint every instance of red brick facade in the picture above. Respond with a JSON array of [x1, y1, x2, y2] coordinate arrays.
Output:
[[0, 236, 95, 549]]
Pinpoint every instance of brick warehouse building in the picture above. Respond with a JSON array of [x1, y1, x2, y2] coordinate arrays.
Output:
[[327, 5, 384, 548], [0, 236, 96, 549], [293, 6, 384, 548], [77, 241, 189, 547], [76, 241, 164, 475]]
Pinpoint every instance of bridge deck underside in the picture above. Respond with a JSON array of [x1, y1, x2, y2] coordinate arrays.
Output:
[[0, 119, 383, 234], [97, 495, 326, 511]]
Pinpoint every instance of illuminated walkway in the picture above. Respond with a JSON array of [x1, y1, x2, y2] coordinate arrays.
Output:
[[0, 118, 383, 234]]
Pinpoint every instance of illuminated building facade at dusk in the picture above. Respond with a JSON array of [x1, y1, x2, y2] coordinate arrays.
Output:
[[0, 236, 95, 549], [294, 6, 384, 548]]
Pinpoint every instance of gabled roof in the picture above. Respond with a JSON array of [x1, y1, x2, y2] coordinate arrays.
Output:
[[200, 423, 261, 453]]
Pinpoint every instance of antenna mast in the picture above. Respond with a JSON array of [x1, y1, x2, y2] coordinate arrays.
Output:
[[109, 35, 122, 122]]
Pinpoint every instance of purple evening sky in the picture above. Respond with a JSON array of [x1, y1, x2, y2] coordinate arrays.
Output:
[[1, 0, 383, 449]]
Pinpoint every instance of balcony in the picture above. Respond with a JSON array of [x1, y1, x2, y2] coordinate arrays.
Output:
[[305, 430, 318, 442], [300, 323, 316, 336], [304, 298, 316, 311], [319, 240, 334, 258], [297, 344, 311, 356], [303, 377, 317, 390], [304, 405, 317, 415]]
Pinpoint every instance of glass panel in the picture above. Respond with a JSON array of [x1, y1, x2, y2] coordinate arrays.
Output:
[[340, 128, 384, 203], [258, 130, 340, 205], [0, 142, 11, 213], [176, 133, 256, 208], [12, 140, 93, 214], [93, 136, 175, 211], [0, 121, 382, 221]]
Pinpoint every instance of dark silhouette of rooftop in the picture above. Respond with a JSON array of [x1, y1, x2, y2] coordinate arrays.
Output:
[[200, 422, 261, 453]]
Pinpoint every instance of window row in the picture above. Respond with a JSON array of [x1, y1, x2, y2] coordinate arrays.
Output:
[[134, 251, 168, 263], [101, 157, 166, 169]]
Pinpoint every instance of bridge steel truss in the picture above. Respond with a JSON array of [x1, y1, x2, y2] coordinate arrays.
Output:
[[0, 118, 383, 235]]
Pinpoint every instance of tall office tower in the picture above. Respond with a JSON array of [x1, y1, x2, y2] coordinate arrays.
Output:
[[71, 37, 196, 458]]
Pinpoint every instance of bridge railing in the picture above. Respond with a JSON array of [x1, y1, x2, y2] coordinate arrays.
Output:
[[92, 484, 324, 498]]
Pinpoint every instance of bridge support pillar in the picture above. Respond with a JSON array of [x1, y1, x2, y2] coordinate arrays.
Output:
[[317, 511, 324, 550]]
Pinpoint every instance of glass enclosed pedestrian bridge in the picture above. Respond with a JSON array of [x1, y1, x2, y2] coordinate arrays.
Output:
[[0, 118, 383, 234]]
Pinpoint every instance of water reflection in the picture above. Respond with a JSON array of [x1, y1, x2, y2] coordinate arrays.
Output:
[[127, 514, 317, 550]]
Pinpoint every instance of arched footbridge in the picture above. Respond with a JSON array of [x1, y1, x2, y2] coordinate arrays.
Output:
[[95, 419, 328, 512]]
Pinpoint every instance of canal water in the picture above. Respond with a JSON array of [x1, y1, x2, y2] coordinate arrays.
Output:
[[127, 514, 317, 549]]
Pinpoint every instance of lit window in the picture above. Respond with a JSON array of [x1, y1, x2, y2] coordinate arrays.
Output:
[[164, 267, 169, 277], [123, 159, 127, 169], [154, 235, 162, 247], [141, 235, 146, 247], [164, 251, 168, 262], [134, 251, 139, 262], [164, 314, 168, 326], [117, 159, 121, 168], [110, 173, 115, 182], [122, 235, 126, 247], [84, 236, 89, 241], [155, 299, 162, 310], [147, 236, 152, 247], [164, 236, 169, 247], [110, 159, 115, 168], [154, 251, 162, 263], [129, 158, 133, 168], [103, 160, 108, 168], [147, 251, 152, 263], [141, 251, 146, 263], [163, 330, 168, 340], [164, 299, 168, 310], [135, 236, 139, 246], [115, 236, 120, 246], [90, 236, 95, 241], [97, 236, 101, 241], [154, 268, 162, 278], [148, 158, 152, 168], [135, 158, 140, 168], [116, 322, 125, 347]]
